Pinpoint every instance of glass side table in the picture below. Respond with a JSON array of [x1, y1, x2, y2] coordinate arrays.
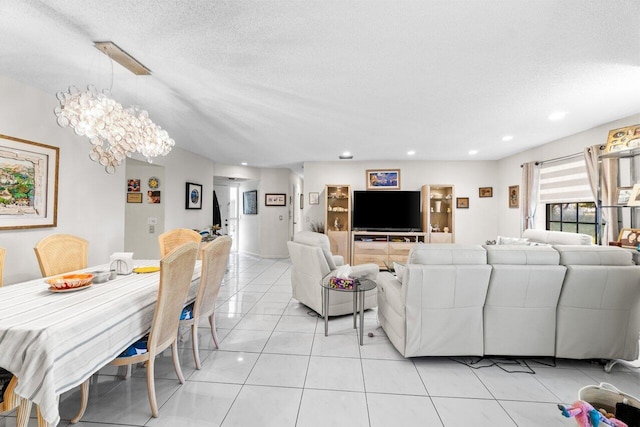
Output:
[[320, 276, 377, 345]]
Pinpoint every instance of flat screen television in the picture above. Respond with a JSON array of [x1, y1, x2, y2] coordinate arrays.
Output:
[[352, 190, 421, 231]]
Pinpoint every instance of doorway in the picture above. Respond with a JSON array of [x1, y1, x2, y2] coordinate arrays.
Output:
[[213, 181, 239, 252]]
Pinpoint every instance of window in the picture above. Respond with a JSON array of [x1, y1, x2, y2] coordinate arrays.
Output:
[[546, 202, 597, 240]]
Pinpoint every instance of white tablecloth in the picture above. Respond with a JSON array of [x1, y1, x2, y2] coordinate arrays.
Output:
[[0, 260, 201, 426]]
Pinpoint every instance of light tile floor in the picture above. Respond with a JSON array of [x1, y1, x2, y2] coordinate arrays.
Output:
[[3, 253, 640, 426]]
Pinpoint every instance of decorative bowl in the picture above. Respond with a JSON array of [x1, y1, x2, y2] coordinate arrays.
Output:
[[91, 270, 111, 283], [46, 273, 94, 290]]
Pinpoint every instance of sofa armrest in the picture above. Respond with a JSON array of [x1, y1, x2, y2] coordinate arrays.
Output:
[[350, 263, 379, 281]]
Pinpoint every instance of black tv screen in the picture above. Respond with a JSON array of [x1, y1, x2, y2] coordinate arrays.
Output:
[[352, 191, 421, 231]]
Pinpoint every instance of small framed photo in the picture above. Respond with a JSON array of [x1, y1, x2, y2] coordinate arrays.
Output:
[[366, 169, 401, 190], [185, 182, 203, 209], [127, 179, 140, 192], [618, 228, 640, 248], [309, 192, 320, 205], [265, 193, 286, 206], [243, 190, 258, 214], [456, 197, 469, 209], [147, 190, 161, 204], [627, 184, 640, 207], [127, 193, 142, 203], [616, 186, 633, 205], [509, 185, 519, 208], [479, 187, 493, 198]]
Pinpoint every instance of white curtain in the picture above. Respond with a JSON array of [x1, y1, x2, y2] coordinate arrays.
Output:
[[584, 145, 618, 244], [521, 161, 539, 233]]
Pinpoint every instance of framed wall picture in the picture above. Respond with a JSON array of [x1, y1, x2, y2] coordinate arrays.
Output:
[[265, 193, 286, 206], [616, 186, 633, 205], [127, 193, 142, 203], [618, 228, 640, 248], [366, 169, 401, 190], [243, 190, 258, 214], [127, 179, 140, 192], [456, 197, 469, 209], [185, 182, 202, 209], [479, 187, 493, 198], [147, 191, 161, 204], [508, 185, 519, 208], [309, 192, 319, 205], [0, 134, 59, 230], [627, 184, 640, 207]]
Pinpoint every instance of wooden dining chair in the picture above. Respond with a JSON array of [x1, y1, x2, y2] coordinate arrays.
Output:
[[34, 234, 88, 277], [72, 242, 199, 422], [158, 228, 202, 257], [179, 236, 232, 369]]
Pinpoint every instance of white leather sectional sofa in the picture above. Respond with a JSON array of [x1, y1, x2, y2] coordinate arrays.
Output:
[[377, 242, 640, 362]]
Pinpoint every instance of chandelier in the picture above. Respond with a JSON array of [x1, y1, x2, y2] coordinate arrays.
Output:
[[54, 85, 174, 173]]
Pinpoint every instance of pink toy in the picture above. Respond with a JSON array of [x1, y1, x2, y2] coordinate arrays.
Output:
[[558, 401, 628, 427]]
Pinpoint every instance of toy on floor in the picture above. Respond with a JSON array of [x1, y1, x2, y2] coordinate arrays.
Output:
[[558, 401, 628, 427]]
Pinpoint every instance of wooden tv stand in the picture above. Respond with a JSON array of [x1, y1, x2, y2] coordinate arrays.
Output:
[[351, 231, 427, 269]]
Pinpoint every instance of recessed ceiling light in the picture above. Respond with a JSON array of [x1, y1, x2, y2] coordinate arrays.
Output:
[[339, 151, 353, 160], [241, 162, 247, 166], [548, 111, 567, 121], [502, 135, 513, 142], [468, 150, 478, 155], [407, 150, 416, 156]]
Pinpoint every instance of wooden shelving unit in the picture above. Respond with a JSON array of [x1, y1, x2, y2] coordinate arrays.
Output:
[[324, 185, 351, 261]]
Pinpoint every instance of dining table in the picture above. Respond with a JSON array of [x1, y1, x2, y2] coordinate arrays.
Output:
[[0, 259, 202, 426]]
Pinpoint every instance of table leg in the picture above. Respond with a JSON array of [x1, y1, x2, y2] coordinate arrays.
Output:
[[323, 286, 329, 336], [359, 290, 365, 345], [353, 290, 357, 329]]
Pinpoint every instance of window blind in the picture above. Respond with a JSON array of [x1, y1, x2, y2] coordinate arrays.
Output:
[[538, 156, 593, 203]]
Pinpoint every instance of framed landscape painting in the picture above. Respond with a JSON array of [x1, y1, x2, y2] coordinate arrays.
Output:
[[366, 169, 400, 190], [0, 134, 58, 229]]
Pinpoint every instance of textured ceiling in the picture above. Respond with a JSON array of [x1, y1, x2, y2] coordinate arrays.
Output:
[[1, 0, 640, 172]]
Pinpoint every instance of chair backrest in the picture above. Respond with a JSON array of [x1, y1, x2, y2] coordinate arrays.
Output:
[[194, 236, 232, 318], [148, 242, 199, 355], [293, 231, 338, 269], [34, 234, 88, 277], [0, 247, 4, 287], [158, 228, 202, 257]]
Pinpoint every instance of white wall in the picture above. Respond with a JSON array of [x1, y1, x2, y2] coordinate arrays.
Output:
[[496, 113, 640, 237], [260, 168, 291, 257], [124, 159, 165, 259], [0, 75, 125, 284], [303, 160, 500, 244]]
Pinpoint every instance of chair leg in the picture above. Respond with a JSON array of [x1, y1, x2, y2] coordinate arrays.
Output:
[[191, 324, 202, 370], [16, 396, 31, 427], [70, 379, 89, 424], [124, 364, 132, 380], [146, 358, 159, 418], [171, 341, 185, 384], [209, 314, 219, 349], [37, 401, 53, 427]]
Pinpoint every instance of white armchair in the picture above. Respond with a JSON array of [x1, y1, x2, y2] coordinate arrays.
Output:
[[287, 231, 378, 316]]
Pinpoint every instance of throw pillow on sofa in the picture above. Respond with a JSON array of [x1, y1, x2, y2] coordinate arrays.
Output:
[[496, 236, 530, 245]]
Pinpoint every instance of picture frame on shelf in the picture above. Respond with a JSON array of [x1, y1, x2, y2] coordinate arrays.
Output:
[[626, 184, 640, 207], [127, 193, 142, 203], [618, 228, 640, 248], [479, 187, 493, 198], [265, 193, 286, 206], [456, 197, 469, 209], [616, 186, 633, 206], [243, 190, 258, 214], [366, 169, 400, 190], [0, 134, 59, 230], [185, 182, 202, 209], [309, 192, 319, 205], [508, 185, 519, 208]]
